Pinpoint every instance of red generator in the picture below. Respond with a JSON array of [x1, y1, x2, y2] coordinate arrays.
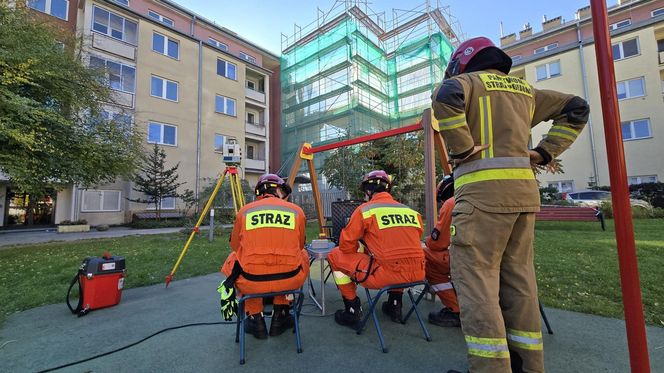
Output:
[[67, 254, 126, 316]]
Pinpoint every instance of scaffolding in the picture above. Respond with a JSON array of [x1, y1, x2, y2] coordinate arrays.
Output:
[[280, 0, 463, 171]]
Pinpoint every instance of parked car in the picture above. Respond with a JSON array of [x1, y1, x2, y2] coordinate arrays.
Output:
[[565, 190, 651, 208]]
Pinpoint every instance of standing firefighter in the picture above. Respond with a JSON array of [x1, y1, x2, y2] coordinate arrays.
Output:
[[424, 174, 461, 328], [220, 174, 310, 339], [328, 170, 426, 328], [432, 37, 589, 373]]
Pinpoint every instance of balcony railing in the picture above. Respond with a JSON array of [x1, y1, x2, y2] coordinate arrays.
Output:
[[245, 121, 266, 136], [92, 33, 136, 60], [245, 87, 266, 103], [245, 158, 266, 171]]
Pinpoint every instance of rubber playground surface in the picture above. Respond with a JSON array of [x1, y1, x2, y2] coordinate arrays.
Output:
[[1, 272, 663, 372]]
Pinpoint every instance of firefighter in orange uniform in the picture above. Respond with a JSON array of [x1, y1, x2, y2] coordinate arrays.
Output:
[[424, 174, 460, 327], [327, 170, 426, 328], [221, 174, 310, 339], [432, 37, 589, 373]]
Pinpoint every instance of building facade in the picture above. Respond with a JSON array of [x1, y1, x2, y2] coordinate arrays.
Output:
[[500, 0, 664, 193], [2, 0, 279, 227]]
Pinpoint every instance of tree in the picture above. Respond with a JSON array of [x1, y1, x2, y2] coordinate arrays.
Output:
[[129, 144, 184, 220], [0, 5, 143, 223]]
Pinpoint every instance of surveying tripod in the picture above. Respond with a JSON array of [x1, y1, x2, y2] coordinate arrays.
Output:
[[165, 166, 245, 287]]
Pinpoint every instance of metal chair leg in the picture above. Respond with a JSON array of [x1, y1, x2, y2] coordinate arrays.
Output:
[[540, 301, 554, 335], [406, 288, 432, 342], [293, 292, 303, 353], [238, 301, 246, 364]]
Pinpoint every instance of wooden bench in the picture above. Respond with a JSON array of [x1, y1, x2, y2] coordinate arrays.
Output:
[[536, 205, 605, 230]]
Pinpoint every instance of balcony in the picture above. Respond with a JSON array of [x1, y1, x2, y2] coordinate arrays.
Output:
[[245, 121, 266, 137], [245, 87, 266, 104], [92, 32, 136, 60], [245, 158, 266, 171], [112, 90, 134, 108]]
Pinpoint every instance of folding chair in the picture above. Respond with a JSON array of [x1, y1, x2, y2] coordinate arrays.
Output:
[[234, 288, 304, 364], [356, 281, 432, 353], [540, 300, 553, 334]]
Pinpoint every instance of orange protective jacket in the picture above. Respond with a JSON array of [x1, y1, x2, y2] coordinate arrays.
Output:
[[338, 192, 424, 265], [229, 195, 306, 275], [425, 197, 455, 252]]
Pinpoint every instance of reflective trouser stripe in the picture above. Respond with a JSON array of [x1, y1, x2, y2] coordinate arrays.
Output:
[[333, 271, 352, 285], [465, 335, 510, 359], [479, 96, 494, 158], [438, 114, 467, 131], [454, 157, 531, 178], [507, 329, 544, 351], [455, 168, 535, 189], [430, 282, 454, 292]]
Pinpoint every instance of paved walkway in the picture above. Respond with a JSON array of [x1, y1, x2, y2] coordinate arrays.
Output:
[[1, 273, 663, 373], [0, 226, 222, 248]]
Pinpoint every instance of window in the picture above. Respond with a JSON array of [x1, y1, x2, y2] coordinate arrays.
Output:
[[89, 56, 136, 94], [609, 19, 631, 31], [511, 55, 522, 63], [147, 197, 176, 210], [534, 43, 558, 55], [111, 0, 129, 5], [247, 112, 255, 124], [536, 60, 561, 81], [214, 134, 227, 152], [208, 38, 228, 51], [28, 0, 68, 20], [548, 180, 574, 193], [152, 32, 179, 59], [92, 6, 138, 45], [216, 59, 236, 80], [616, 77, 645, 100], [147, 122, 177, 145], [653, 8, 664, 17], [147, 10, 174, 26], [81, 190, 121, 212], [150, 75, 178, 101], [239, 52, 256, 64], [612, 38, 639, 60], [629, 175, 658, 185], [621, 118, 651, 140], [215, 95, 236, 116], [246, 80, 256, 90], [247, 145, 255, 159]]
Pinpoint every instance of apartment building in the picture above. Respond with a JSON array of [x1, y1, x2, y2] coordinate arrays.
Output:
[[2, 0, 279, 227], [500, 0, 664, 193]]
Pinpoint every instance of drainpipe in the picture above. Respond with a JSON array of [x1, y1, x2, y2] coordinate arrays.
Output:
[[576, 21, 600, 186], [70, 185, 77, 222], [196, 40, 203, 210]]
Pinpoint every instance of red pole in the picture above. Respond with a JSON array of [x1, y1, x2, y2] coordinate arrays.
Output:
[[590, 1, 650, 372], [310, 122, 422, 153]]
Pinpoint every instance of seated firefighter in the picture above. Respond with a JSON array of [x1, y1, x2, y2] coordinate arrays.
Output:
[[424, 174, 461, 327], [327, 170, 426, 328], [220, 173, 310, 339]]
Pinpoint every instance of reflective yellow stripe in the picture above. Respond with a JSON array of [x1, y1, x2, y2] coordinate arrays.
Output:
[[361, 207, 422, 229], [438, 114, 465, 124], [487, 96, 494, 158], [245, 210, 296, 230], [468, 348, 511, 359], [507, 329, 543, 351], [552, 125, 579, 136], [548, 132, 576, 141], [479, 97, 486, 159], [333, 271, 352, 285], [507, 329, 542, 339], [465, 335, 510, 359], [439, 122, 467, 131], [508, 341, 543, 351], [455, 168, 535, 188], [465, 336, 507, 345]]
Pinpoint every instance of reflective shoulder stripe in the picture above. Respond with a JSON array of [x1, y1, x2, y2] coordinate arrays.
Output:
[[244, 204, 298, 215], [552, 125, 580, 136], [430, 282, 454, 292], [455, 168, 535, 189], [454, 157, 532, 178], [360, 202, 411, 217], [361, 203, 421, 229], [438, 114, 467, 131], [548, 131, 576, 141], [507, 329, 543, 351], [465, 335, 510, 359]]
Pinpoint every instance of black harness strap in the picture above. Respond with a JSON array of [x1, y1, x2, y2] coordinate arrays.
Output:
[[66, 271, 85, 316], [225, 260, 302, 284]]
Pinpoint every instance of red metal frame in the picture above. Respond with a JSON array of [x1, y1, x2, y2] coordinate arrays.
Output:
[[590, 1, 650, 372], [310, 122, 422, 154]]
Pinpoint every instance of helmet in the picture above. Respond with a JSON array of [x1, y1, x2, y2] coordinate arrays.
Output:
[[255, 173, 291, 197], [436, 174, 454, 202], [360, 170, 392, 193], [444, 37, 512, 78]]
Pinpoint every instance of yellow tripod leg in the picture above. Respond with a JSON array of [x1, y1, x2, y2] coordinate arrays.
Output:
[[165, 171, 227, 287]]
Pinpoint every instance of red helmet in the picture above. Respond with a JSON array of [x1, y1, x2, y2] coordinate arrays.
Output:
[[255, 173, 291, 197], [436, 174, 454, 202], [444, 37, 511, 78], [360, 170, 392, 192]]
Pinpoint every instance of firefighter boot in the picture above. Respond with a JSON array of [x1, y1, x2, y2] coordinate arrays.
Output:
[[245, 312, 268, 339], [381, 291, 402, 323], [269, 304, 294, 336], [334, 297, 363, 329], [428, 307, 461, 327]]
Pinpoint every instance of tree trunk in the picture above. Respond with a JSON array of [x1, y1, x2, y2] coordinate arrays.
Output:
[[26, 196, 35, 226]]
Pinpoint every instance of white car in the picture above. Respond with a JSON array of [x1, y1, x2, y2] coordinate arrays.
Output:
[[565, 190, 651, 208]]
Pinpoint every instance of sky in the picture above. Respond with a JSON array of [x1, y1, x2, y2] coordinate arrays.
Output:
[[176, 0, 616, 55]]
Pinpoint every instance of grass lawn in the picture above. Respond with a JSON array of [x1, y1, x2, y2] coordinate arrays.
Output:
[[1, 220, 662, 328]]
